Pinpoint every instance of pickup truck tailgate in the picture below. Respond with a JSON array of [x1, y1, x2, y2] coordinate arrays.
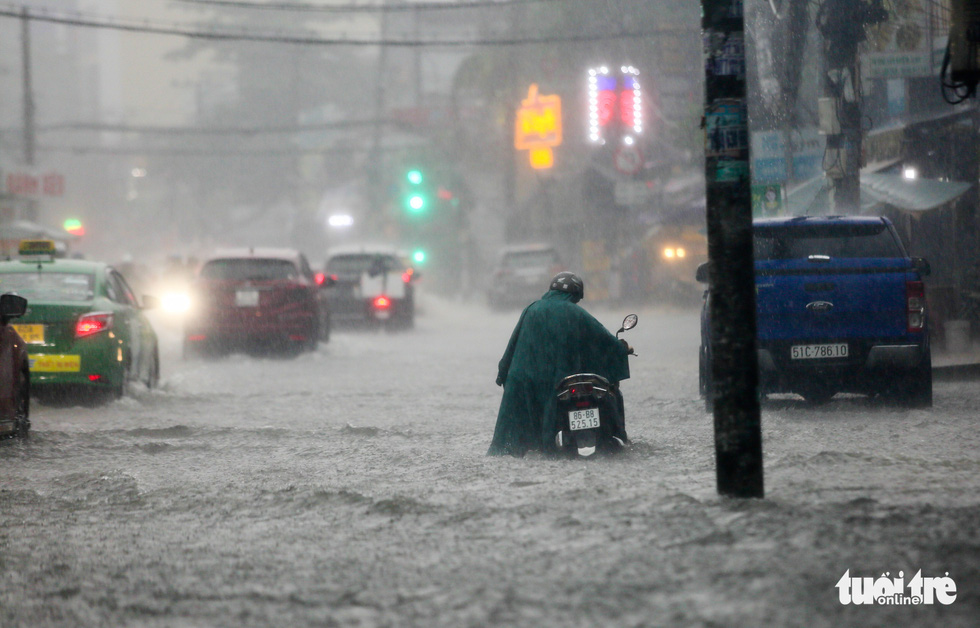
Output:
[[755, 258, 912, 341]]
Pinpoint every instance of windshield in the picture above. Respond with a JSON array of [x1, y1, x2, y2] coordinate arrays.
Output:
[[754, 223, 905, 260], [327, 254, 402, 274], [200, 259, 299, 281], [0, 272, 95, 302]]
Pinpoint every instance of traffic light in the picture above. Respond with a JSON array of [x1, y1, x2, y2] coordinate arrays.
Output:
[[403, 167, 428, 214], [412, 249, 426, 264], [63, 218, 85, 236]]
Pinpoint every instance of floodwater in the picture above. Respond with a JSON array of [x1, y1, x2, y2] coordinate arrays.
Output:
[[1, 296, 977, 627]]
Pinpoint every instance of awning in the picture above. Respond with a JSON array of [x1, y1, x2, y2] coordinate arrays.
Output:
[[785, 174, 972, 216], [0, 219, 74, 242]]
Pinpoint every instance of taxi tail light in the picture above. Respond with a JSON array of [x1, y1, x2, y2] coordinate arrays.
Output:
[[372, 295, 391, 310], [76, 312, 113, 338], [88, 374, 102, 382], [906, 280, 926, 332]]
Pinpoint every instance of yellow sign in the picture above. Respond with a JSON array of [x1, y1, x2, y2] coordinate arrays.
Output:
[[12, 324, 45, 344], [18, 239, 57, 257], [515, 84, 562, 151], [529, 148, 554, 170], [29, 354, 81, 372]]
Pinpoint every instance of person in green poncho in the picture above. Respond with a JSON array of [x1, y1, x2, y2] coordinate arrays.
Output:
[[488, 271, 632, 457]]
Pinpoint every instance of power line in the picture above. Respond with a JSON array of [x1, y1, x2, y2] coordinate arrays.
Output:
[[34, 143, 419, 156], [174, 0, 557, 13], [33, 120, 391, 135], [0, 4, 690, 47]]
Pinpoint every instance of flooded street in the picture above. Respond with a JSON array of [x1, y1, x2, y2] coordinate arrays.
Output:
[[1, 297, 978, 627]]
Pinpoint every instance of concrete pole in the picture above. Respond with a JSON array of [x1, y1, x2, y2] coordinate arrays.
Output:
[[702, 0, 764, 498], [22, 7, 35, 167]]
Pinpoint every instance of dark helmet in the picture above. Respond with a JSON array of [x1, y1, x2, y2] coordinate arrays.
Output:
[[549, 271, 584, 302]]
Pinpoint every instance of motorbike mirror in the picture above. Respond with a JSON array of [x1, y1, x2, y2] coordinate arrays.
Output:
[[0, 293, 27, 324], [695, 262, 710, 284], [618, 313, 638, 335]]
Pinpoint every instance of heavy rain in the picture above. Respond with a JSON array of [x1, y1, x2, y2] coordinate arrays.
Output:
[[1, 1, 979, 626]]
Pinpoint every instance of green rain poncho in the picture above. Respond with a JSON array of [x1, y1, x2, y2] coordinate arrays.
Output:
[[488, 290, 631, 457]]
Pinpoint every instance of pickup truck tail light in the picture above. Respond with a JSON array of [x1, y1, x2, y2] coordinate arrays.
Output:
[[906, 280, 925, 332]]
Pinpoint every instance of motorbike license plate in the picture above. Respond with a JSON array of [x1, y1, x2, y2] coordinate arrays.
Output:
[[235, 289, 260, 307], [568, 408, 600, 431], [790, 343, 848, 359], [12, 324, 44, 344]]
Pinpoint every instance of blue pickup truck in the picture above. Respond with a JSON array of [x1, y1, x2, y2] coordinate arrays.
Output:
[[697, 215, 932, 407]]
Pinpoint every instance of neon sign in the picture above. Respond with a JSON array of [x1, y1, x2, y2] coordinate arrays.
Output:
[[587, 66, 643, 144], [515, 84, 563, 170]]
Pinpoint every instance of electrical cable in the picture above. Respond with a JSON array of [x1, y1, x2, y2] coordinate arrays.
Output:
[[174, 0, 559, 13], [0, 4, 687, 47]]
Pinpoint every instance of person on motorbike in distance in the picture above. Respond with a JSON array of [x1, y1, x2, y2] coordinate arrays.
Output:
[[488, 271, 633, 457]]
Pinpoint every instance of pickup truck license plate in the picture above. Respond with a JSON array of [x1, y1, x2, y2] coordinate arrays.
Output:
[[235, 290, 260, 307], [791, 343, 848, 359], [568, 408, 600, 431]]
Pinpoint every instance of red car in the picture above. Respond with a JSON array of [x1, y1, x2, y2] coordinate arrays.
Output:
[[183, 248, 331, 357], [0, 293, 30, 438]]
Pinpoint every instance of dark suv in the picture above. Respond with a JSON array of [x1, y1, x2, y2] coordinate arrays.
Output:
[[698, 216, 932, 407], [184, 248, 330, 356], [323, 248, 418, 328], [488, 244, 563, 310]]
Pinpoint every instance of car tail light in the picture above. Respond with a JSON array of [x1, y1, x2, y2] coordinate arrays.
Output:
[[373, 295, 391, 310], [906, 280, 925, 332], [76, 312, 113, 338], [314, 272, 327, 286]]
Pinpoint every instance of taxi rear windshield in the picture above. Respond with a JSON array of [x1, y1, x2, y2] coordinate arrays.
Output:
[[754, 222, 905, 260], [0, 272, 94, 302], [200, 259, 299, 281]]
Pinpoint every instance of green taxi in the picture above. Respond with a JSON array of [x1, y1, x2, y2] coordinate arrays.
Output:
[[0, 240, 159, 398]]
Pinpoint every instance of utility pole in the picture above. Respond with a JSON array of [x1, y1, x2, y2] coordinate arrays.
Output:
[[367, 0, 389, 231], [22, 6, 35, 167], [702, 0, 764, 498], [817, 0, 887, 213]]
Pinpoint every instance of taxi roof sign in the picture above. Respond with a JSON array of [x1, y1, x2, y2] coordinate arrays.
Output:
[[18, 239, 57, 260]]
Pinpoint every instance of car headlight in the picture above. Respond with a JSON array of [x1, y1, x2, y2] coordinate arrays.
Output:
[[161, 292, 192, 313]]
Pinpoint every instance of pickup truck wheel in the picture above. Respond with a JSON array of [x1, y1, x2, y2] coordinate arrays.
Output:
[[904, 355, 933, 408]]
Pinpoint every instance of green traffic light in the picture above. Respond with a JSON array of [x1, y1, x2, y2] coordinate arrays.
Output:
[[408, 195, 426, 212], [406, 169, 423, 185], [412, 250, 426, 264]]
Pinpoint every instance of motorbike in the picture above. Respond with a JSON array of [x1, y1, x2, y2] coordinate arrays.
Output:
[[554, 314, 637, 457]]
